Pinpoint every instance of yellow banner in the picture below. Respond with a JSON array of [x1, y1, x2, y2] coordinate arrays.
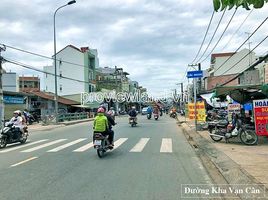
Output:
[[188, 101, 206, 122]]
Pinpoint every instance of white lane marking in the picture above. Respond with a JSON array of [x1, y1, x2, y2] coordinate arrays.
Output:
[[112, 138, 128, 150], [160, 138, 172, 153], [21, 139, 67, 152], [73, 142, 93, 152], [47, 138, 87, 152], [0, 139, 49, 153], [10, 156, 38, 167], [130, 138, 150, 152]]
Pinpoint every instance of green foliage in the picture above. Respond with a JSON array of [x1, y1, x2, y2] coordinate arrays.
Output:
[[213, 0, 268, 11]]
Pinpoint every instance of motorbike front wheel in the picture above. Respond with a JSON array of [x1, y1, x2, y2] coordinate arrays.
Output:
[[209, 129, 223, 142], [240, 130, 258, 145], [20, 136, 27, 144], [0, 137, 7, 148]]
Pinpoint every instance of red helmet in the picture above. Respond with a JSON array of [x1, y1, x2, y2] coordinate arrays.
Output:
[[97, 107, 105, 113]]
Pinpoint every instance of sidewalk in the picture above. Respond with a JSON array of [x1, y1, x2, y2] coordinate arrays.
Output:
[[177, 115, 268, 190], [28, 118, 94, 132]]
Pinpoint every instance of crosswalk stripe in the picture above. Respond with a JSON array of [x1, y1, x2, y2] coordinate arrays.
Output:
[[73, 142, 93, 152], [47, 138, 87, 152], [112, 138, 128, 150], [160, 138, 172, 153], [21, 139, 67, 152], [130, 138, 150, 152], [0, 139, 49, 153]]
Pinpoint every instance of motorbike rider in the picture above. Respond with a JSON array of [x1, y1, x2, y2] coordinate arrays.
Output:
[[103, 106, 116, 146], [108, 107, 115, 121], [128, 106, 138, 124], [153, 106, 160, 116], [147, 106, 153, 117], [8, 110, 24, 139]]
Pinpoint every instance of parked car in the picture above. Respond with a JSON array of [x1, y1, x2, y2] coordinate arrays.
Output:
[[142, 107, 148, 115]]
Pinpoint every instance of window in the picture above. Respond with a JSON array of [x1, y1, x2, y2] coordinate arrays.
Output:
[[60, 71, 62, 78], [60, 85, 62, 92]]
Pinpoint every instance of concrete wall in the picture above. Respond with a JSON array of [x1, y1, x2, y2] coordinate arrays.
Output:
[[2, 73, 19, 92], [206, 74, 239, 91], [44, 46, 85, 96], [239, 70, 260, 85], [214, 49, 256, 76]]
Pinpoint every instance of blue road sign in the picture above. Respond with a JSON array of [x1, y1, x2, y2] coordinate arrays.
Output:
[[187, 70, 203, 78]]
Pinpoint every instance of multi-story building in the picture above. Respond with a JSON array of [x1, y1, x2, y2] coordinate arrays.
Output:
[[44, 45, 98, 96], [19, 76, 40, 92], [96, 66, 130, 92]]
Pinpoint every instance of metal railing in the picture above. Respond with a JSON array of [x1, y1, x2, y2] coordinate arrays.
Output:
[[58, 112, 89, 122]]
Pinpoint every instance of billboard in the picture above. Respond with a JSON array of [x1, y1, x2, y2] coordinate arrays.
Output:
[[253, 99, 268, 136], [188, 101, 206, 122]]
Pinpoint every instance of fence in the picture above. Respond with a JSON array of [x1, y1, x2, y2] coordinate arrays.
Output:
[[41, 112, 89, 125]]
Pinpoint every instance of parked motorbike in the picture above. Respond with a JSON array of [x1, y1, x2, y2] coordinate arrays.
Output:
[[129, 117, 137, 127], [93, 133, 113, 158], [147, 113, 152, 120], [154, 113, 159, 120], [208, 117, 258, 145], [0, 122, 28, 148]]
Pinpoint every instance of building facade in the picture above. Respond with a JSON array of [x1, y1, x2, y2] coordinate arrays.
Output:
[[44, 45, 98, 96], [2, 72, 19, 92], [19, 76, 40, 92]]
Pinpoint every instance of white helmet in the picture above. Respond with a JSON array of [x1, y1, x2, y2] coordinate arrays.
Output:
[[14, 110, 21, 114]]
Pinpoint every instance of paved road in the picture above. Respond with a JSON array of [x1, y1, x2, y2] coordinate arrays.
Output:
[[0, 115, 213, 200]]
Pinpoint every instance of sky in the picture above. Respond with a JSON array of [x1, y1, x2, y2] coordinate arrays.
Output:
[[1, 0, 268, 96]]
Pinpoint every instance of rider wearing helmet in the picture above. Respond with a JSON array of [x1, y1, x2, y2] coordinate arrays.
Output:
[[93, 106, 115, 147], [8, 110, 24, 139], [128, 106, 138, 124]]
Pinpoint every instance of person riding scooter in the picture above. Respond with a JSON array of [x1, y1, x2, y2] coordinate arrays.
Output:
[[153, 106, 160, 119], [147, 106, 153, 119], [7, 110, 24, 139], [128, 106, 138, 124]]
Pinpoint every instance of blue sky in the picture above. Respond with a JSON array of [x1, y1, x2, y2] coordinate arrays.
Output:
[[1, 0, 268, 96]]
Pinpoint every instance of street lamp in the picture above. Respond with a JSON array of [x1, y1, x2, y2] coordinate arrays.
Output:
[[53, 0, 76, 123]]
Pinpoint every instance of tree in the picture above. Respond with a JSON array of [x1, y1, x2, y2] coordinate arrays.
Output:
[[213, 0, 268, 11]]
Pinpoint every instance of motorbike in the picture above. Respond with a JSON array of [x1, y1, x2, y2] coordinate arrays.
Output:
[[93, 132, 113, 158], [147, 113, 152, 119], [208, 117, 258, 145], [170, 112, 177, 118], [0, 122, 28, 148], [154, 113, 159, 120], [129, 117, 137, 127]]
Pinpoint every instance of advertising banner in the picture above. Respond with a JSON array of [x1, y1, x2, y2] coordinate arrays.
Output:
[[188, 101, 206, 122], [227, 103, 241, 121], [253, 99, 268, 136], [3, 95, 24, 104]]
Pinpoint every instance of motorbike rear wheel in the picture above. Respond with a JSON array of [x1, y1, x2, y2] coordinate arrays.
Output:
[[240, 130, 258, 145], [20, 136, 27, 144], [0, 137, 7, 148], [97, 140, 105, 158], [209, 129, 223, 142]]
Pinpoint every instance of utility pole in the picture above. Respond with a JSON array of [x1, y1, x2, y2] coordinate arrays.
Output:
[[198, 63, 202, 94], [0, 45, 6, 128]]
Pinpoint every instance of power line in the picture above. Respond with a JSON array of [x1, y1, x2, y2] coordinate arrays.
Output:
[[213, 16, 268, 75], [195, 8, 227, 63], [199, 8, 238, 63], [218, 35, 268, 78], [0, 43, 90, 70], [3, 57, 92, 84], [190, 11, 215, 64], [221, 9, 254, 51]]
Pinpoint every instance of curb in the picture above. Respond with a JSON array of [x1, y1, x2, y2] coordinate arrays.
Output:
[[177, 118, 268, 199], [28, 118, 94, 132]]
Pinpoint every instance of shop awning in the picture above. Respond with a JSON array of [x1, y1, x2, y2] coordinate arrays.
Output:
[[200, 93, 228, 108], [214, 84, 267, 104]]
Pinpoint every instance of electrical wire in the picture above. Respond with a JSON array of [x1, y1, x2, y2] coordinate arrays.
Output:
[[213, 16, 268, 75], [221, 9, 254, 51], [190, 11, 215, 64], [219, 35, 268, 78], [195, 8, 227, 63], [199, 8, 238, 63], [0, 43, 90, 70], [3, 57, 92, 84]]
